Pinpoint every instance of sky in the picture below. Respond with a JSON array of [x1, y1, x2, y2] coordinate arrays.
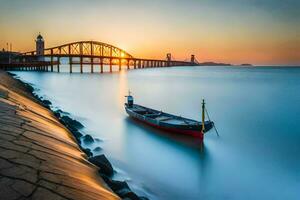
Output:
[[0, 0, 299, 65]]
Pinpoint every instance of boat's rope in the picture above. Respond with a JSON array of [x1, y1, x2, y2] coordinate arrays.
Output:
[[205, 108, 219, 137]]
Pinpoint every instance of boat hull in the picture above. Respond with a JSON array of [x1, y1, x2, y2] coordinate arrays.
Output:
[[125, 104, 214, 139]]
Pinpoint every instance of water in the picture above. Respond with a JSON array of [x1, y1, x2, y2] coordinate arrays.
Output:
[[14, 66, 300, 200]]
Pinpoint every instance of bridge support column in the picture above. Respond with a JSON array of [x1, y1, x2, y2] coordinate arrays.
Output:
[[69, 57, 72, 73], [138, 60, 141, 69], [119, 59, 121, 71], [127, 60, 130, 70], [109, 58, 112, 73], [91, 57, 94, 73], [80, 56, 83, 73], [134, 60, 136, 69], [50, 56, 54, 72], [100, 58, 103, 73], [57, 57, 60, 73], [142, 60, 144, 68]]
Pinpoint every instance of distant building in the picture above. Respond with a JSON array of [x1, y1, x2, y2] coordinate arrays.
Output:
[[166, 53, 171, 62], [191, 55, 195, 63], [36, 33, 45, 61]]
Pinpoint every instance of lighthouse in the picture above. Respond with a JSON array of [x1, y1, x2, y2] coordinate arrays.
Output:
[[36, 33, 44, 60]]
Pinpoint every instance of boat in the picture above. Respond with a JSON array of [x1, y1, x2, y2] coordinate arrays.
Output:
[[124, 92, 214, 139]]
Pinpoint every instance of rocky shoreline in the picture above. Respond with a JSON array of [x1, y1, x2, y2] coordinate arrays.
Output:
[[0, 71, 148, 200]]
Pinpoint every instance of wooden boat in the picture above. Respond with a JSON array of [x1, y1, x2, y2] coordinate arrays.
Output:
[[124, 93, 214, 139]]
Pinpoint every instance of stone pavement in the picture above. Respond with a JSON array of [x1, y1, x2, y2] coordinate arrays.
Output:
[[0, 71, 120, 200]]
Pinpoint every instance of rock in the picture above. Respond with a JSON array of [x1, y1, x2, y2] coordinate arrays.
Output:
[[82, 148, 93, 157], [88, 155, 114, 176], [83, 134, 94, 143], [75, 137, 81, 145], [93, 147, 102, 152], [117, 190, 140, 200], [101, 177, 129, 192], [60, 116, 84, 129], [57, 109, 70, 115], [95, 138, 103, 142], [56, 109, 63, 113], [53, 111, 61, 118], [100, 178, 145, 200], [72, 130, 83, 139], [42, 99, 52, 106], [24, 83, 34, 93], [66, 124, 78, 133], [7, 72, 16, 76], [72, 130, 83, 145], [40, 99, 51, 109], [110, 180, 130, 192]]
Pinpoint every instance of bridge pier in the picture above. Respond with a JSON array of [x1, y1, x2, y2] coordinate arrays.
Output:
[[80, 56, 83, 73], [69, 57, 72, 73], [100, 58, 103, 73], [91, 57, 94, 73], [50, 56, 54, 72], [127, 59, 130, 70], [119, 59, 121, 71], [57, 57, 60, 72], [109, 58, 112, 73], [134, 60, 136, 69]]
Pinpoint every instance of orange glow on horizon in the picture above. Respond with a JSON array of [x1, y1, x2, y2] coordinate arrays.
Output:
[[0, 1, 299, 66]]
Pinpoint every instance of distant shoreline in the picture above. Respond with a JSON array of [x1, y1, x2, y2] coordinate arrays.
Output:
[[199, 63, 300, 67]]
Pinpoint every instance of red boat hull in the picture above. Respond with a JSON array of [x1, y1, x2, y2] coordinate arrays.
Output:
[[131, 115, 204, 140]]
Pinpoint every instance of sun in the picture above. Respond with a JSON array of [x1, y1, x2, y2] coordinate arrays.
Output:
[[121, 52, 125, 57]]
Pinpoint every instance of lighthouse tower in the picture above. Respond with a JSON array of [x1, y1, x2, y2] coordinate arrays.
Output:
[[36, 33, 44, 57]]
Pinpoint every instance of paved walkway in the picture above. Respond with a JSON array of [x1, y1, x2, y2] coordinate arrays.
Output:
[[0, 71, 119, 200]]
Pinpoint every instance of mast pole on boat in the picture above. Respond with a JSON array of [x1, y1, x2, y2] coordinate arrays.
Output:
[[201, 99, 205, 133]]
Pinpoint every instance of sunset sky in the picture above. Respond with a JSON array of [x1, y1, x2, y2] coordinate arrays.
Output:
[[0, 0, 299, 65]]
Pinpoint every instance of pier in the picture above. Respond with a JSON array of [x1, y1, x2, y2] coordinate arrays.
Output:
[[1, 35, 200, 73]]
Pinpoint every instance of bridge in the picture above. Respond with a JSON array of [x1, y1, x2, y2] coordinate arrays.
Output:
[[2, 36, 200, 73]]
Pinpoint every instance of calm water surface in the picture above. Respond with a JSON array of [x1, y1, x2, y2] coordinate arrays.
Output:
[[14, 66, 300, 200]]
